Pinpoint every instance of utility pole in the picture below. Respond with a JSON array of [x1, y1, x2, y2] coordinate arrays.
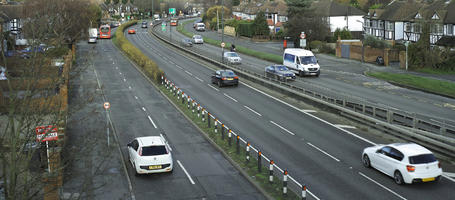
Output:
[[221, 0, 225, 63]]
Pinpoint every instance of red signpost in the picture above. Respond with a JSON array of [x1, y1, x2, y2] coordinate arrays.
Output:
[[36, 125, 58, 173]]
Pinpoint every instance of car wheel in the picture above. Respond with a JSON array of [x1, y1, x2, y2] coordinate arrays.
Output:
[[394, 171, 404, 185], [362, 154, 371, 168], [133, 163, 139, 176], [316, 72, 320, 77], [218, 80, 222, 87]]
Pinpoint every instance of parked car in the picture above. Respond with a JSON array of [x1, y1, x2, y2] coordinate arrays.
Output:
[[127, 136, 173, 175], [362, 143, 442, 185], [128, 28, 136, 34], [195, 23, 205, 31], [265, 65, 296, 81], [223, 52, 242, 64], [211, 69, 239, 87], [141, 21, 147, 28], [180, 38, 193, 47], [192, 35, 203, 44]]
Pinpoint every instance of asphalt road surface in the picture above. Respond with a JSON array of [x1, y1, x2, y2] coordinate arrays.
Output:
[[178, 18, 455, 129], [123, 22, 455, 200], [65, 36, 265, 199]]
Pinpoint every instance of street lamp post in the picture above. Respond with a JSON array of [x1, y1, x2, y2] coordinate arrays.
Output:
[[221, 0, 225, 63], [405, 41, 409, 71]]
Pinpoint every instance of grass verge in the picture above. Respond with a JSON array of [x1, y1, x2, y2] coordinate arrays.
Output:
[[413, 68, 455, 75], [177, 20, 283, 64], [366, 71, 455, 98], [159, 85, 299, 200], [115, 20, 300, 199]]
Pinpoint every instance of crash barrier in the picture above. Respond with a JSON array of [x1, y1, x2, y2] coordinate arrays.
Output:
[[151, 23, 455, 158], [162, 76, 309, 199]]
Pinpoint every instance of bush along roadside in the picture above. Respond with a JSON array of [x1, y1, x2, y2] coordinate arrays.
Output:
[[114, 20, 307, 199], [113, 20, 164, 83], [161, 77, 309, 200], [366, 71, 455, 98], [177, 20, 283, 64]]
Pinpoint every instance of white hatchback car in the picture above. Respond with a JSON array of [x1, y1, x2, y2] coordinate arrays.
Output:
[[192, 35, 204, 44], [362, 143, 442, 184], [127, 136, 173, 175]]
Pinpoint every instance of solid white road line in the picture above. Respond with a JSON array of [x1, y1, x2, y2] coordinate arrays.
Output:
[[270, 121, 295, 136], [134, 96, 138, 99], [160, 133, 173, 151], [241, 82, 376, 145], [142, 107, 146, 112], [224, 93, 238, 102], [194, 76, 204, 82], [244, 105, 262, 116], [147, 116, 157, 129], [207, 84, 219, 92], [358, 172, 407, 200], [334, 124, 357, 129], [175, 65, 183, 69], [307, 142, 340, 162], [302, 109, 317, 113], [185, 70, 193, 76], [442, 173, 455, 182], [177, 160, 195, 185]]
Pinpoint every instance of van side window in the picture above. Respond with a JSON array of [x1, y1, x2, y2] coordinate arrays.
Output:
[[284, 54, 295, 63]]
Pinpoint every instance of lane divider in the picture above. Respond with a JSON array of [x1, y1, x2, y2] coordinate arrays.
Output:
[[270, 121, 295, 136], [177, 160, 196, 185], [244, 105, 262, 117], [307, 142, 340, 162]]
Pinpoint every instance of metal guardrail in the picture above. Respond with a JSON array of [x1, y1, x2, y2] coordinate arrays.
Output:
[[150, 22, 455, 157]]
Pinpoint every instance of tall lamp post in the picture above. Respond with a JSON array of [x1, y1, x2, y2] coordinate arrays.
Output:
[[221, 0, 225, 63], [356, 19, 365, 63]]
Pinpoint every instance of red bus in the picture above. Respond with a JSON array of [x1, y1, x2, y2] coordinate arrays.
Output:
[[99, 24, 111, 39]]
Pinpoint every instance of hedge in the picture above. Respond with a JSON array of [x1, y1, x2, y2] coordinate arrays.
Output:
[[112, 20, 164, 83], [237, 22, 254, 37]]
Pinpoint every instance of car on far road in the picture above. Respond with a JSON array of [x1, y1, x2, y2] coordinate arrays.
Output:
[[111, 21, 120, 27], [211, 69, 239, 87], [265, 65, 296, 81], [362, 143, 442, 185], [127, 136, 173, 175], [141, 21, 147, 28], [195, 23, 205, 31], [180, 38, 193, 47], [128, 28, 136, 34], [223, 52, 242, 65], [192, 35, 203, 44]]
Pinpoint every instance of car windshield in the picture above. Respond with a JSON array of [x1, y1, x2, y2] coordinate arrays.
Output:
[[221, 71, 235, 77], [300, 56, 317, 65], [197, 24, 204, 27], [276, 66, 288, 71], [409, 154, 436, 164], [141, 145, 168, 156], [226, 52, 238, 57], [194, 35, 202, 39]]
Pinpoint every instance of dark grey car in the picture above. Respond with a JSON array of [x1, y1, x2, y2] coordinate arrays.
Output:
[[265, 65, 296, 81], [180, 38, 193, 47]]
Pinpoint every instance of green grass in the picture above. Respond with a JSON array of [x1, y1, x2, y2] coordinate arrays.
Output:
[[177, 20, 283, 64], [366, 72, 455, 98], [413, 68, 455, 75], [160, 85, 300, 200]]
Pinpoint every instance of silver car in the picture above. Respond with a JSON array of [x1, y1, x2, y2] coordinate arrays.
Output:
[[223, 52, 242, 64], [192, 35, 204, 44]]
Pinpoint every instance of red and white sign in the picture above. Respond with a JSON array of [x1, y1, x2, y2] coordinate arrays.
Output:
[[221, 42, 225, 48], [36, 125, 58, 142], [104, 102, 110, 110], [300, 32, 306, 39]]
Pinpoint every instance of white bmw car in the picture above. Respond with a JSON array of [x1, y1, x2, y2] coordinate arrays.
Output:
[[362, 143, 442, 184], [127, 136, 173, 175]]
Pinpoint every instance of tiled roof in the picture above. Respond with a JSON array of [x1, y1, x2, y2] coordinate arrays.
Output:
[[445, 0, 455, 23], [313, 0, 366, 17]]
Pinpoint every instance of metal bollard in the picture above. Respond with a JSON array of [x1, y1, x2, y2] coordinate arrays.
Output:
[[197, 105, 200, 118], [236, 135, 240, 154], [258, 151, 262, 172], [214, 120, 218, 133], [283, 170, 288, 196], [228, 130, 232, 146], [177, 90, 180, 99], [246, 143, 250, 163], [187, 97, 191, 108], [161, 76, 164, 85], [221, 124, 225, 140], [181, 92, 185, 104], [202, 109, 205, 122], [302, 184, 307, 200], [269, 160, 274, 183], [192, 101, 195, 113], [207, 112, 211, 128], [173, 86, 177, 96]]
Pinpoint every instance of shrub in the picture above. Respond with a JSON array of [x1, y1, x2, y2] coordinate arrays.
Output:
[[363, 35, 390, 49], [238, 22, 254, 37], [310, 40, 323, 50], [333, 28, 352, 41]]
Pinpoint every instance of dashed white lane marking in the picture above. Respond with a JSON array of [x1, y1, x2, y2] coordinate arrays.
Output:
[[194, 76, 204, 82], [147, 116, 157, 128], [359, 172, 407, 200], [123, 78, 126, 82], [244, 106, 262, 116], [223, 93, 238, 102], [175, 65, 183, 69], [307, 142, 340, 162], [142, 107, 146, 111], [160, 133, 173, 151], [207, 84, 219, 92], [185, 70, 193, 76], [302, 109, 317, 113], [134, 96, 138, 99], [270, 121, 295, 136], [128, 86, 132, 90], [177, 160, 195, 185], [334, 124, 357, 129]]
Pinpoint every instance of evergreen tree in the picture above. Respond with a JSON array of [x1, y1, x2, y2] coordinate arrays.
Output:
[[253, 11, 269, 36]]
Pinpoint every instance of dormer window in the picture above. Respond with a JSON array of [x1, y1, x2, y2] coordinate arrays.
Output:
[[415, 13, 422, 19], [431, 13, 439, 20]]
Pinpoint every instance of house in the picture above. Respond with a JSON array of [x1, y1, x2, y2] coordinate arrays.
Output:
[[232, 0, 288, 33], [313, 0, 366, 35], [0, 3, 25, 44], [363, 0, 455, 46]]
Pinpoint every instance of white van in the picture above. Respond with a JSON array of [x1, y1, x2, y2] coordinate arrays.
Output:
[[195, 23, 205, 31], [283, 48, 320, 77]]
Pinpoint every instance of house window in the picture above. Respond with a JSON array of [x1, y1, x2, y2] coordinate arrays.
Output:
[[413, 23, 421, 33], [372, 20, 378, 28], [431, 24, 443, 34], [447, 24, 453, 35], [365, 19, 370, 27], [379, 21, 384, 29], [385, 21, 394, 30], [405, 22, 412, 32]]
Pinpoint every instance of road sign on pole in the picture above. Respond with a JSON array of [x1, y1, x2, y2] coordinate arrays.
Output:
[[169, 8, 176, 15], [161, 23, 166, 31], [300, 39, 307, 48], [300, 32, 306, 39], [104, 102, 110, 110], [221, 42, 225, 48]]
